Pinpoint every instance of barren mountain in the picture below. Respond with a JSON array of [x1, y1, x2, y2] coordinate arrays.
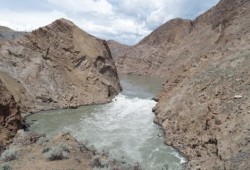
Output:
[[115, 0, 250, 78], [113, 0, 250, 169], [107, 40, 130, 59], [0, 26, 13, 32], [0, 26, 25, 41], [0, 19, 121, 154], [0, 19, 121, 114]]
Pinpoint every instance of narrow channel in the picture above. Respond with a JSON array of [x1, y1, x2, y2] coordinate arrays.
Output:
[[26, 74, 185, 169]]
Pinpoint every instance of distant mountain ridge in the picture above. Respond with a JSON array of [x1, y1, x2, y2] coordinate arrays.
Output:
[[0, 26, 26, 41], [0, 26, 14, 32]]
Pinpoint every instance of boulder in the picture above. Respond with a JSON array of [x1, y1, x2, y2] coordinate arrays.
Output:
[[0, 79, 22, 153]]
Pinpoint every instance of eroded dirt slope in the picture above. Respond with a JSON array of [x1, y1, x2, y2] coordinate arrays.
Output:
[[0, 19, 121, 113]]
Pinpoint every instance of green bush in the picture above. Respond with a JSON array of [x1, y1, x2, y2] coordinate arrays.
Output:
[[91, 155, 101, 167], [42, 146, 51, 153], [37, 136, 49, 145], [0, 163, 11, 170], [43, 143, 70, 161], [91, 155, 111, 168], [1, 148, 18, 162], [91, 155, 142, 170]]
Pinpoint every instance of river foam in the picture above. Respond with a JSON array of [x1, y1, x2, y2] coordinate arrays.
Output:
[[65, 94, 184, 169], [27, 75, 184, 170]]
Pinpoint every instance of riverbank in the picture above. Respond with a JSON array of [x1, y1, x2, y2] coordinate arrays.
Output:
[[25, 74, 185, 169], [1, 130, 142, 170]]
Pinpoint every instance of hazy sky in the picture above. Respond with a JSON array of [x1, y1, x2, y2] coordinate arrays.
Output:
[[0, 0, 220, 45]]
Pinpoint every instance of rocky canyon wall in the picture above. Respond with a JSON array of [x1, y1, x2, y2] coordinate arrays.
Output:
[[0, 19, 121, 113], [111, 0, 250, 169], [0, 79, 23, 153], [0, 19, 121, 151]]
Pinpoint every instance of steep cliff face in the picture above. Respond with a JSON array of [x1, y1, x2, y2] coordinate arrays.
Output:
[[151, 0, 250, 169], [0, 19, 121, 113], [0, 79, 23, 153], [154, 51, 250, 169], [115, 18, 194, 76], [138, 19, 193, 46], [112, 0, 250, 169], [115, 0, 250, 78], [107, 40, 130, 60]]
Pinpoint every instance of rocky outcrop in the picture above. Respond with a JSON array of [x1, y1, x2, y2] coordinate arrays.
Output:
[[112, 0, 250, 169], [0, 131, 142, 170], [107, 40, 130, 59], [154, 51, 250, 169], [115, 18, 193, 76], [0, 79, 23, 153], [0, 19, 121, 113], [152, 0, 250, 169], [0, 71, 32, 115], [1, 131, 95, 170]]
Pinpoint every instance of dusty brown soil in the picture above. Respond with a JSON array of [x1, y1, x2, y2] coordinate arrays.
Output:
[[1, 132, 93, 170], [1, 131, 142, 170]]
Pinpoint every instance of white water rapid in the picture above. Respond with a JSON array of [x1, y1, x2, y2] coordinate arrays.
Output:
[[27, 75, 185, 169]]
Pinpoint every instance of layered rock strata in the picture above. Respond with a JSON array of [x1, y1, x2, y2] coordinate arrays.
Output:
[[0, 19, 121, 113], [112, 0, 250, 169], [0, 79, 22, 153]]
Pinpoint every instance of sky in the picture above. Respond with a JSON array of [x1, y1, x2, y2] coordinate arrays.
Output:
[[0, 0, 220, 45]]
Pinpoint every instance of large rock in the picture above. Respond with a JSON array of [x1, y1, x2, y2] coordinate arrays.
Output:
[[0, 19, 121, 113], [0, 79, 22, 153]]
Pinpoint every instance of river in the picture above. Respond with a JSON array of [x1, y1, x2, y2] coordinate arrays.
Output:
[[26, 74, 185, 170]]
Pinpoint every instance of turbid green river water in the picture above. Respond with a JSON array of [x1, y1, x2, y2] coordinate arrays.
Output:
[[26, 74, 185, 170]]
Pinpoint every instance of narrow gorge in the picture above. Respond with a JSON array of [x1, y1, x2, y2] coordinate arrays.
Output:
[[110, 0, 250, 169], [0, 19, 123, 168], [1, 0, 250, 169]]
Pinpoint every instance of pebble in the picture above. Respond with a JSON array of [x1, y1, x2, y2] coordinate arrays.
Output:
[[234, 95, 243, 99]]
